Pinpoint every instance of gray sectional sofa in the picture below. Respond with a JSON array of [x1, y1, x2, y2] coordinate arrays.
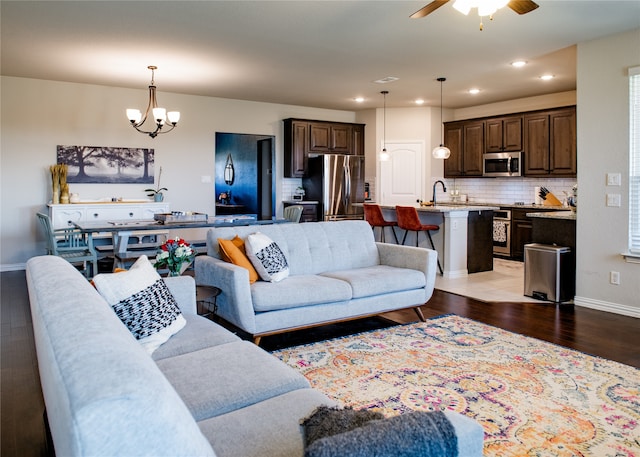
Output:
[[196, 220, 438, 344], [26, 254, 484, 457]]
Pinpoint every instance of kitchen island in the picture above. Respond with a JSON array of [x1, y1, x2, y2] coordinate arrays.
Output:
[[379, 204, 498, 278], [527, 210, 576, 253]]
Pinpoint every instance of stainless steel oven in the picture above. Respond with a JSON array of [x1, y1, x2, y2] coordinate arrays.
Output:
[[493, 209, 511, 256]]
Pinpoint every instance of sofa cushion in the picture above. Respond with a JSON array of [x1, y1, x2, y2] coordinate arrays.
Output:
[[251, 275, 352, 312], [199, 389, 336, 457], [206, 221, 380, 276], [218, 236, 259, 283], [151, 314, 241, 361], [245, 232, 290, 282], [155, 341, 310, 421], [321, 265, 426, 299], [92, 255, 186, 354]]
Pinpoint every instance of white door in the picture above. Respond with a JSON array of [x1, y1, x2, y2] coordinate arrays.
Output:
[[379, 142, 424, 206]]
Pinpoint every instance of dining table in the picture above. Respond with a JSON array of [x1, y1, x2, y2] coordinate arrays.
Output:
[[73, 215, 288, 255]]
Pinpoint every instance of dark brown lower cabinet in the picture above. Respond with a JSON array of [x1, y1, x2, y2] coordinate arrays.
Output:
[[467, 210, 494, 273]]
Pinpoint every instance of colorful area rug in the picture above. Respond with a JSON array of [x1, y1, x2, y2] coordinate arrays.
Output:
[[273, 315, 640, 456]]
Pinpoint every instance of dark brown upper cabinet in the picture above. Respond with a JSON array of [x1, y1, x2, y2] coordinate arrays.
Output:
[[284, 119, 365, 177], [443, 120, 484, 177], [524, 106, 576, 177], [485, 116, 523, 153]]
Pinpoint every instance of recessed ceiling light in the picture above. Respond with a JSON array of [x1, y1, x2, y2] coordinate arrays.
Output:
[[374, 76, 399, 84], [540, 74, 555, 81], [354, 97, 365, 103], [511, 60, 527, 68], [415, 99, 425, 105], [468, 88, 480, 95]]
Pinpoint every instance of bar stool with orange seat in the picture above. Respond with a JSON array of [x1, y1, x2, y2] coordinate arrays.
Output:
[[395, 205, 443, 274], [363, 203, 398, 243]]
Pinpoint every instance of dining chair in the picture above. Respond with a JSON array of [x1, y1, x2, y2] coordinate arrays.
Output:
[[36, 213, 98, 278], [363, 204, 398, 243], [283, 205, 304, 223], [395, 206, 443, 275]]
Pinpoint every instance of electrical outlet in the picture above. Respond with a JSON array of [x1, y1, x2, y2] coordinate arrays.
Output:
[[606, 194, 621, 207], [607, 173, 622, 186], [610, 271, 620, 285]]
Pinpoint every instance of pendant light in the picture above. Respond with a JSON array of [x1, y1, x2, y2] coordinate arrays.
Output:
[[432, 77, 451, 159], [380, 90, 390, 162]]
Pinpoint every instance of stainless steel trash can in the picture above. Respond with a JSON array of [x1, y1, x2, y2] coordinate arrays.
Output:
[[524, 243, 574, 302]]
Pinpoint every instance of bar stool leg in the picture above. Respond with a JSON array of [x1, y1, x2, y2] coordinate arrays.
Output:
[[401, 229, 409, 245], [425, 230, 444, 275], [390, 227, 399, 244]]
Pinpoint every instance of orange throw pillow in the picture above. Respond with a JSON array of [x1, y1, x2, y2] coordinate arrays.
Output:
[[218, 237, 259, 284]]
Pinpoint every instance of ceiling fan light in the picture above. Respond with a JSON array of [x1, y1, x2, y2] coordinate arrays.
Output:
[[432, 145, 451, 159], [452, 0, 471, 15], [478, 4, 497, 16]]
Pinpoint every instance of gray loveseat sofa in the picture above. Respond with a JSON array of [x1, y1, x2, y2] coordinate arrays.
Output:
[[26, 254, 484, 457], [195, 220, 438, 344]]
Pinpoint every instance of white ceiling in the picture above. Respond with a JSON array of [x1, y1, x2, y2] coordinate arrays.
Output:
[[1, 1, 639, 110]]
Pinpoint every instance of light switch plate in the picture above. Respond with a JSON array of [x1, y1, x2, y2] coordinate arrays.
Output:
[[607, 173, 622, 186], [606, 194, 621, 207]]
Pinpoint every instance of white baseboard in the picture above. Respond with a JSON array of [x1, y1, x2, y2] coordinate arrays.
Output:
[[574, 296, 640, 318], [0, 263, 26, 272]]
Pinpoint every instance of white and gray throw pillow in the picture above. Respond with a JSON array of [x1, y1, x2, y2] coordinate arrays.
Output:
[[245, 232, 289, 282], [92, 255, 186, 354]]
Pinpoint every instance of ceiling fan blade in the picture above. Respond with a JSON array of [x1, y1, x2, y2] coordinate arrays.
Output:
[[507, 0, 539, 15], [410, 0, 450, 19]]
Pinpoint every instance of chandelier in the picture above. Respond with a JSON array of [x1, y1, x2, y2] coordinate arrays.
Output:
[[453, 0, 510, 30], [126, 66, 180, 138]]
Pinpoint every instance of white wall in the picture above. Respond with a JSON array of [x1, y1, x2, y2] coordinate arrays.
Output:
[[355, 106, 437, 202], [574, 28, 640, 315], [0, 76, 357, 268]]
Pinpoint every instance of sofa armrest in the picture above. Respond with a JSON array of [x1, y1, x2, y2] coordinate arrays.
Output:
[[195, 255, 257, 333], [163, 275, 197, 315], [376, 242, 438, 302]]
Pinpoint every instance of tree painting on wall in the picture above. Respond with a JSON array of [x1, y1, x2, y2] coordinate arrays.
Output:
[[56, 145, 154, 184]]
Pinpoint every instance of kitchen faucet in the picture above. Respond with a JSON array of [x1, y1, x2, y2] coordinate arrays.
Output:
[[432, 180, 447, 206]]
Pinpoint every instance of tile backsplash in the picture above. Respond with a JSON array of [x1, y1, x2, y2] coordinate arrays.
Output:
[[432, 177, 577, 205], [286, 176, 577, 206]]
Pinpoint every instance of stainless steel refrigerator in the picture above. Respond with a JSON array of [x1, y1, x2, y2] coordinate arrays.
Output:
[[303, 154, 365, 221]]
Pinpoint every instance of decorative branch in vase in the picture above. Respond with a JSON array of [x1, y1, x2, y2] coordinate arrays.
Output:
[[145, 166, 167, 202]]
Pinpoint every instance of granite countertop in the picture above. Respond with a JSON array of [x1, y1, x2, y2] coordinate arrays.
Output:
[[380, 204, 498, 213], [444, 201, 567, 210], [527, 210, 576, 220]]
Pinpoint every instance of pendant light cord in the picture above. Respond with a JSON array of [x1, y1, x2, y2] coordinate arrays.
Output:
[[438, 77, 446, 145]]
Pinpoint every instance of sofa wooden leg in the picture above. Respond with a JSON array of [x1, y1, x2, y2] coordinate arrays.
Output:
[[414, 306, 426, 322], [253, 335, 262, 346]]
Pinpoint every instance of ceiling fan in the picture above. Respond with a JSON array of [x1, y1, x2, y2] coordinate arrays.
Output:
[[411, 0, 539, 28]]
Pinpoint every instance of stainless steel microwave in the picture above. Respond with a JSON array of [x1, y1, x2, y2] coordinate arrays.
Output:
[[483, 152, 522, 177]]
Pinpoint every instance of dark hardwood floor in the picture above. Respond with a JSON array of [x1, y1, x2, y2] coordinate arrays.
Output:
[[2, 269, 638, 457]]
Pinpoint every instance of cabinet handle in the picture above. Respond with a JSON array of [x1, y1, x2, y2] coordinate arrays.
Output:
[[129, 212, 134, 217], [93, 213, 99, 218]]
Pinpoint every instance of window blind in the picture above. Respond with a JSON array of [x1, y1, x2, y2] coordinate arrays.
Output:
[[630, 66, 640, 254]]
